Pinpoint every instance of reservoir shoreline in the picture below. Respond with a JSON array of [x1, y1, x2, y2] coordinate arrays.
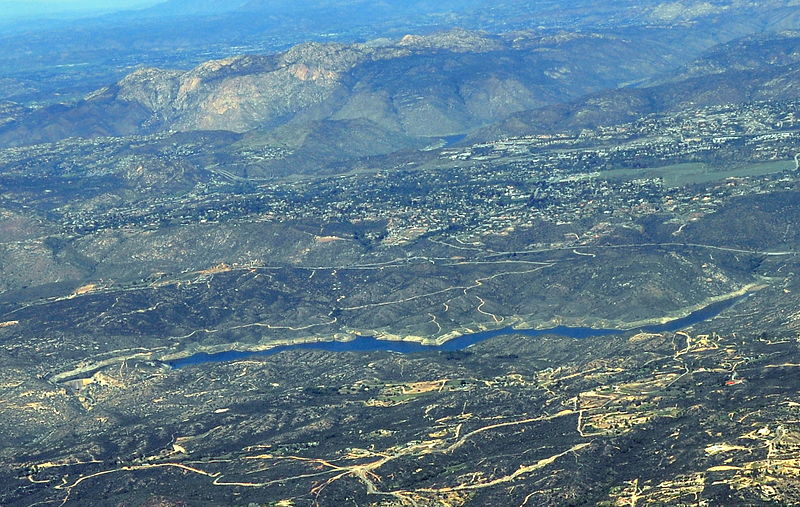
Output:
[[168, 292, 749, 368]]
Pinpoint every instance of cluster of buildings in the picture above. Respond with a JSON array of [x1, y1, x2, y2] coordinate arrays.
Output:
[[7, 99, 799, 246]]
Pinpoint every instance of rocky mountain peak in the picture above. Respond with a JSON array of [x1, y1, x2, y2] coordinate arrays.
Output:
[[116, 67, 183, 112], [279, 41, 368, 70], [397, 28, 505, 52], [188, 54, 275, 80]]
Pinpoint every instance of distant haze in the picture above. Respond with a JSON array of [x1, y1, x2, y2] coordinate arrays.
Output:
[[0, 0, 160, 20]]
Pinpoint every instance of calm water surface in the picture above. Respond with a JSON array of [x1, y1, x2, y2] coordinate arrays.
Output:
[[168, 295, 744, 368]]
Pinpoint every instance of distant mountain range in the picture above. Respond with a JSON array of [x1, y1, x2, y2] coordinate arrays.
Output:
[[0, 29, 689, 148], [137, 0, 490, 18], [2, 0, 800, 105], [5, 27, 800, 169]]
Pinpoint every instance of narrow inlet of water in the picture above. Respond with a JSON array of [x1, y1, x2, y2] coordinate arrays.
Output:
[[168, 295, 745, 368]]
